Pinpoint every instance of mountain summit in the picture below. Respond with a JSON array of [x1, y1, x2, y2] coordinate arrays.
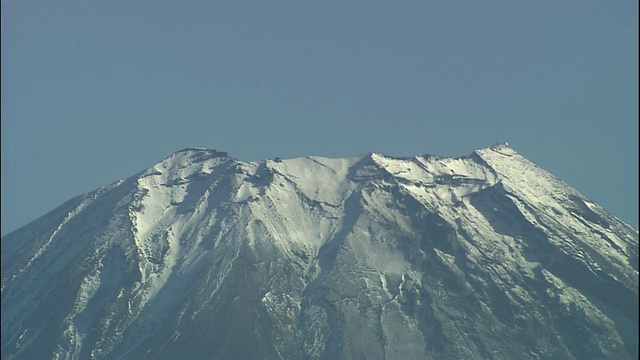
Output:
[[2, 145, 638, 360]]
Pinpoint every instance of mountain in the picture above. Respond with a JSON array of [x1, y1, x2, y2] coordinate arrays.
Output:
[[1, 144, 638, 360]]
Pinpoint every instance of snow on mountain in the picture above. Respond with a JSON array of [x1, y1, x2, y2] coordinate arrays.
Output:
[[1, 145, 638, 360]]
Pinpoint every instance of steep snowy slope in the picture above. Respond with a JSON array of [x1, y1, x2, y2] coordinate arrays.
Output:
[[1, 145, 638, 360]]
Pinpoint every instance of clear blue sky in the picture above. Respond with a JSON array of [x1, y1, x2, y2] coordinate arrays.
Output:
[[1, 1, 638, 235]]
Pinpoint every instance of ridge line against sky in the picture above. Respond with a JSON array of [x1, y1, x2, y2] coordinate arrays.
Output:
[[1, 0, 638, 235]]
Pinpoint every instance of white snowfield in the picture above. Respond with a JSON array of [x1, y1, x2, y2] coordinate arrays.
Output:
[[1, 144, 638, 360]]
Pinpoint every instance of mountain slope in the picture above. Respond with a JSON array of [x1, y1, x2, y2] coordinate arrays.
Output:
[[2, 145, 638, 360]]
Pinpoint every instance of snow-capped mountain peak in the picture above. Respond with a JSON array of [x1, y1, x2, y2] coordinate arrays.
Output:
[[2, 146, 637, 360]]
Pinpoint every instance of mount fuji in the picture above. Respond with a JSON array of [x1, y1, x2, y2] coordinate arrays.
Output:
[[1, 144, 638, 359]]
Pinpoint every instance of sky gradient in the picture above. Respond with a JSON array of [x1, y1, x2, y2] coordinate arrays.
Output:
[[1, 0, 638, 235]]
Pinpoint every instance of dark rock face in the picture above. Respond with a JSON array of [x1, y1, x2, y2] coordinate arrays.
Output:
[[2, 145, 638, 359]]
